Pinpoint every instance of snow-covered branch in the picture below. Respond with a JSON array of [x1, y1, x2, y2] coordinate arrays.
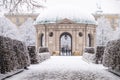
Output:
[[96, 16, 113, 46], [19, 18, 36, 46], [0, 16, 21, 40], [0, 0, 46, 13]]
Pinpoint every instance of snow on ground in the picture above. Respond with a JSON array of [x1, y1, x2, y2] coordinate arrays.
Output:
[[5, 56, 120, 80]]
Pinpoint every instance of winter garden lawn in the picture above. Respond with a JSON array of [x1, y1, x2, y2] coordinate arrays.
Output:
[[5, 56, 120, 80]]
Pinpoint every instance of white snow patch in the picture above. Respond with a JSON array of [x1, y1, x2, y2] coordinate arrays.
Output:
[[5, 56, 120, 80]]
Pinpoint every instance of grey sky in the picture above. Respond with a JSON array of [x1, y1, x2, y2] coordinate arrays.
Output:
[[43, 0, 120, 14]]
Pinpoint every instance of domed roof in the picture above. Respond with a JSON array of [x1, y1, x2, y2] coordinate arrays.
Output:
[[35, 6, 96, 25]]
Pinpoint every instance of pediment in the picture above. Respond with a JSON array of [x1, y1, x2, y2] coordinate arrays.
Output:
[[57, 18, 75, 24]]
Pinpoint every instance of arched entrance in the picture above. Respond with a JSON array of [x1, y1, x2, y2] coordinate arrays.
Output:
[[87, 34, 92, 47], [59, 32, 72, 56], [40, 33, 44, 47]]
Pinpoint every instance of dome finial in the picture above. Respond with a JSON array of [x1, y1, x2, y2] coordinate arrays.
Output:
[[96, 0, 103, 14]]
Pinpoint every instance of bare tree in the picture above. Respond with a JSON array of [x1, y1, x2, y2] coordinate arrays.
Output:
[[0, 0, 46, 13]]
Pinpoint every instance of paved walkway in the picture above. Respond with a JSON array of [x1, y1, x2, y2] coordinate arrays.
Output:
[[6, 56, 120, 80]]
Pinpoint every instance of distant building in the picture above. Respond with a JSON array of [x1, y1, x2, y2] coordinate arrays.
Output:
[[4, 12, 120, 56], [34, 7, 97, 56], [4, 13, 120, 30], [4, 13, 38, 26]]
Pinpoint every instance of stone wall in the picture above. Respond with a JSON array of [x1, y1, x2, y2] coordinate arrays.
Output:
[[0, 36, 30, 74]]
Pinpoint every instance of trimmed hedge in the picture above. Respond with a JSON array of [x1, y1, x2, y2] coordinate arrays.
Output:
[[84, 46, 105, 64], [38, 52, 51, 63], [84, 47, 95, 54], [83, 47, 95, 63], [28, 46, 38, 64], [0, 36, 30, 74], [39, 47, 49, 53], [82, 53, 95, 63], [95, 46, 105, 64], [38, 47, 50, 63], [103, 39, 120, 71]]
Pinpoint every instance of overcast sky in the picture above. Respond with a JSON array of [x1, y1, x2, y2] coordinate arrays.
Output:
[[43, 0, 120, 14]]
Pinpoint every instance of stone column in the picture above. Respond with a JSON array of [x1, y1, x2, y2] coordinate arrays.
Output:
[[54, 29, 60, 55], [36, 27, 41, 52], [72, 29, 76, 55], [36, 32, 39, 52]]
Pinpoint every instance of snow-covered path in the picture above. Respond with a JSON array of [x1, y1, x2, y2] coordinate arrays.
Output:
[[6, 56, 120, 80]]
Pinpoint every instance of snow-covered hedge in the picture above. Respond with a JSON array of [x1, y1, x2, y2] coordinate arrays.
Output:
[[82, 53, 95, 63], [103, 39, 120, 71], [95, 46, 105, 64], [38, 52, 51, 62], [28, 46, 38, 64], [37, 47, 51, 63], [0, 36, 30, 74], [84, 47, 95, 54], [83, 47, 95, 62], [39, 47, 49, 53], [83, 46, 105, 63]]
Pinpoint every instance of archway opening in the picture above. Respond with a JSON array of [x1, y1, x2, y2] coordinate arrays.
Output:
[[87, 34, 92, 47], [40, 33, 44, 47], [60, 32, 72, 56]]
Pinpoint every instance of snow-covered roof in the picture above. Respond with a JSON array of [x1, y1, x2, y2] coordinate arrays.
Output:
[[35, 6, 97, 25]]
